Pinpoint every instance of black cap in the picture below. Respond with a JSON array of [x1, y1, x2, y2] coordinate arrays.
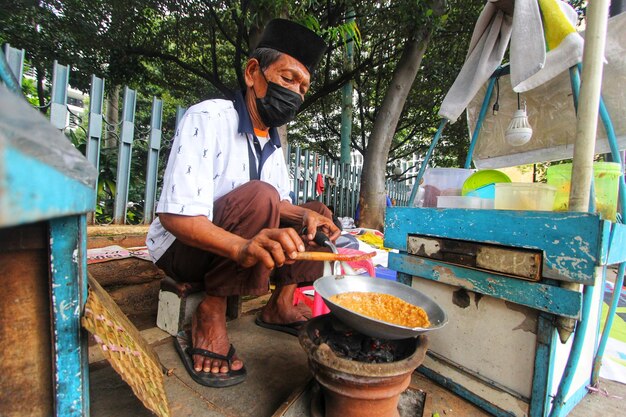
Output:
[[256, 19, 327, 75]]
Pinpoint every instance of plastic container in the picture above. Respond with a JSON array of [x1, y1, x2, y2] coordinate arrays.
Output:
[[462, 170, 511, 195], [494, 183, 556, 211], [437, 195, 484, 209], [466, 183, 496, 199], [481, 198, 495, 209], [421, 168, 474, 207], [375, 266, 398, 281], [546, 162, 621, 221]]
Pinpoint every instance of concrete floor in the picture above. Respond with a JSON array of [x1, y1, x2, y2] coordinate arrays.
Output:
[[89, 306, 626, 417]]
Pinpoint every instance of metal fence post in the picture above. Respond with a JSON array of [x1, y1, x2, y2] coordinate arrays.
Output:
[[113, 87, 136, 224], [144, 96, 163, 224], [303, 149, 311, 202], [86, 75, 105, 224], [332, 160, 339, 215], [293, 146, 302, 205], [175, 105, 187, 130], [50, 60, 69, 129], [2, 44, 24, 87]]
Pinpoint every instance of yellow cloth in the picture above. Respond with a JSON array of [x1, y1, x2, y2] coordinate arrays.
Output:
[[539, 0, 577, 51], [511, 0, 584, 92]]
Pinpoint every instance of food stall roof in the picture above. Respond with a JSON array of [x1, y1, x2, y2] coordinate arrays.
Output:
[[466, 12, 626, 169]]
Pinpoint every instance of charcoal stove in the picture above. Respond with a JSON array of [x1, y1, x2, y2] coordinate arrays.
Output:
[[299, 314, 428, 417]]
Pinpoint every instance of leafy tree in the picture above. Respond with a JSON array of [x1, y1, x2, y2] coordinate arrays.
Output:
[[0, 0, 490, 228]]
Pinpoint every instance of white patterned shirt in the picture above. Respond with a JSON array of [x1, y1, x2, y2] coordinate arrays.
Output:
[[146, 92, 291, 262]]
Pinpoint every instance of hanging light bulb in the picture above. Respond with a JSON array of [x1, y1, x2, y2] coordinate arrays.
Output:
[[505, 94, 533, 147]]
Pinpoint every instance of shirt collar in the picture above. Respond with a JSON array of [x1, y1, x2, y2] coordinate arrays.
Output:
[[234, 90, 281, 148]]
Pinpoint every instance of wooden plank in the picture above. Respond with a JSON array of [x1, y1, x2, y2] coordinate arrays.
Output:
[[476, 246, 541, 281], [86, 224, 149, 249], [385, 207, 605, 284], [0, 224, 53, 417], [50, 216, 89, 416], [407, 235, 542, 281], [529, 314, 555, 417], [388, 252, 582, 318]]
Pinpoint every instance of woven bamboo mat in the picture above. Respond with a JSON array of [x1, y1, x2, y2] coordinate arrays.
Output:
[[82, 273, 170, 417]]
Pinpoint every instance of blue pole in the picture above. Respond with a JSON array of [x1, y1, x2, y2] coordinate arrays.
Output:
[[587, 59, 626, 383], [593, 263, 625, 384], [408, 118, 448, 206], [465, 76, 496, 168], [548, 282, 594, 417]]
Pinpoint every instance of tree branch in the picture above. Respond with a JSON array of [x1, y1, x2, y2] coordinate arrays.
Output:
[[125, 46, 234, 99]]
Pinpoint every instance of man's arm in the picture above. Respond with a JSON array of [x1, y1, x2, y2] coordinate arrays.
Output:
[[159, 213, 305, 269]]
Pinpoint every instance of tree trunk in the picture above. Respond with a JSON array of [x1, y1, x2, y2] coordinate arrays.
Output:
[[359, 27, 432, 231], [35, 64, 47, 114]]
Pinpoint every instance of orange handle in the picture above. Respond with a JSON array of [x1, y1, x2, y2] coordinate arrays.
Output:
[[293, 251, 375, 262]]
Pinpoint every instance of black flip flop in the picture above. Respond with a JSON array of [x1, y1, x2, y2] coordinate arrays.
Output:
[[174, 331, 247, 388], [254, 315, 307, 336]]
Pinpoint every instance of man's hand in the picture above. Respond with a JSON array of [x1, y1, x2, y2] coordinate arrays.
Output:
[[234, 228, 305, 269], [158, 213, 305, 270], [301, 209, 341, 244]]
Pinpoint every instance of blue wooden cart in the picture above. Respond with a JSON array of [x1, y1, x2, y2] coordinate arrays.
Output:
[[0, 82, 97, 415], [384, 5, 626, 417]]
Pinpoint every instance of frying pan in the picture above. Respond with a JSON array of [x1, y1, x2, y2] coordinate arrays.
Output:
[[314, 274, 448, 340]]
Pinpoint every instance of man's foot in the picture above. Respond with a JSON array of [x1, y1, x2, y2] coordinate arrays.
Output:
[[259, 283, 307, 325], [191, 295, 244, 374]]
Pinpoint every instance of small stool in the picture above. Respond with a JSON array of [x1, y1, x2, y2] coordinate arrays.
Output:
[[293, 286, 330, 317], [156, 278, 241, 336], [293, 248, 376, 317], [156, 278, 205, 336]]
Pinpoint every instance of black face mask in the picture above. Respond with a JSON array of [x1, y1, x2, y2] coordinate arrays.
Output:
[[255, 72, 303, 127]]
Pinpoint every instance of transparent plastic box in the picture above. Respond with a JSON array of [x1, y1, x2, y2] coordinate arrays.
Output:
[[494, 183, 556, 211], [546, 162, 621, 221], [437, 195, 484, 209], [421, 168, 474, 207]]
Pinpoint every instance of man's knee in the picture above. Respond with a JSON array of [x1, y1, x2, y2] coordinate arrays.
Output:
[[225, 180, 281, 208], [244, 181, 281, 213], [302, 200, 332, 218]]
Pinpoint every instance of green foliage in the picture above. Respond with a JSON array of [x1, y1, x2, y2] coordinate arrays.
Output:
[[2, 0, 541, 219]]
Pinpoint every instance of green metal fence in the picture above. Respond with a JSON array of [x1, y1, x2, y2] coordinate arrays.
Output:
[[2, 44, 410, 224]]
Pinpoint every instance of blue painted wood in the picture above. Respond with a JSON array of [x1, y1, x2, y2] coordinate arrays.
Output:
[[417, 366, 516, 417], [389, 252, 582, 318], [50, 215, 89, 416], [385, 207, 604, 284], [144, 96, 163, 224], [607, 222, 626, 265], [113, 86, 136, 224], [397, 271, 412, 286], [530, 314, 555, 417], [1, 147, 96, 228], [554, 383, 590, 417]]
